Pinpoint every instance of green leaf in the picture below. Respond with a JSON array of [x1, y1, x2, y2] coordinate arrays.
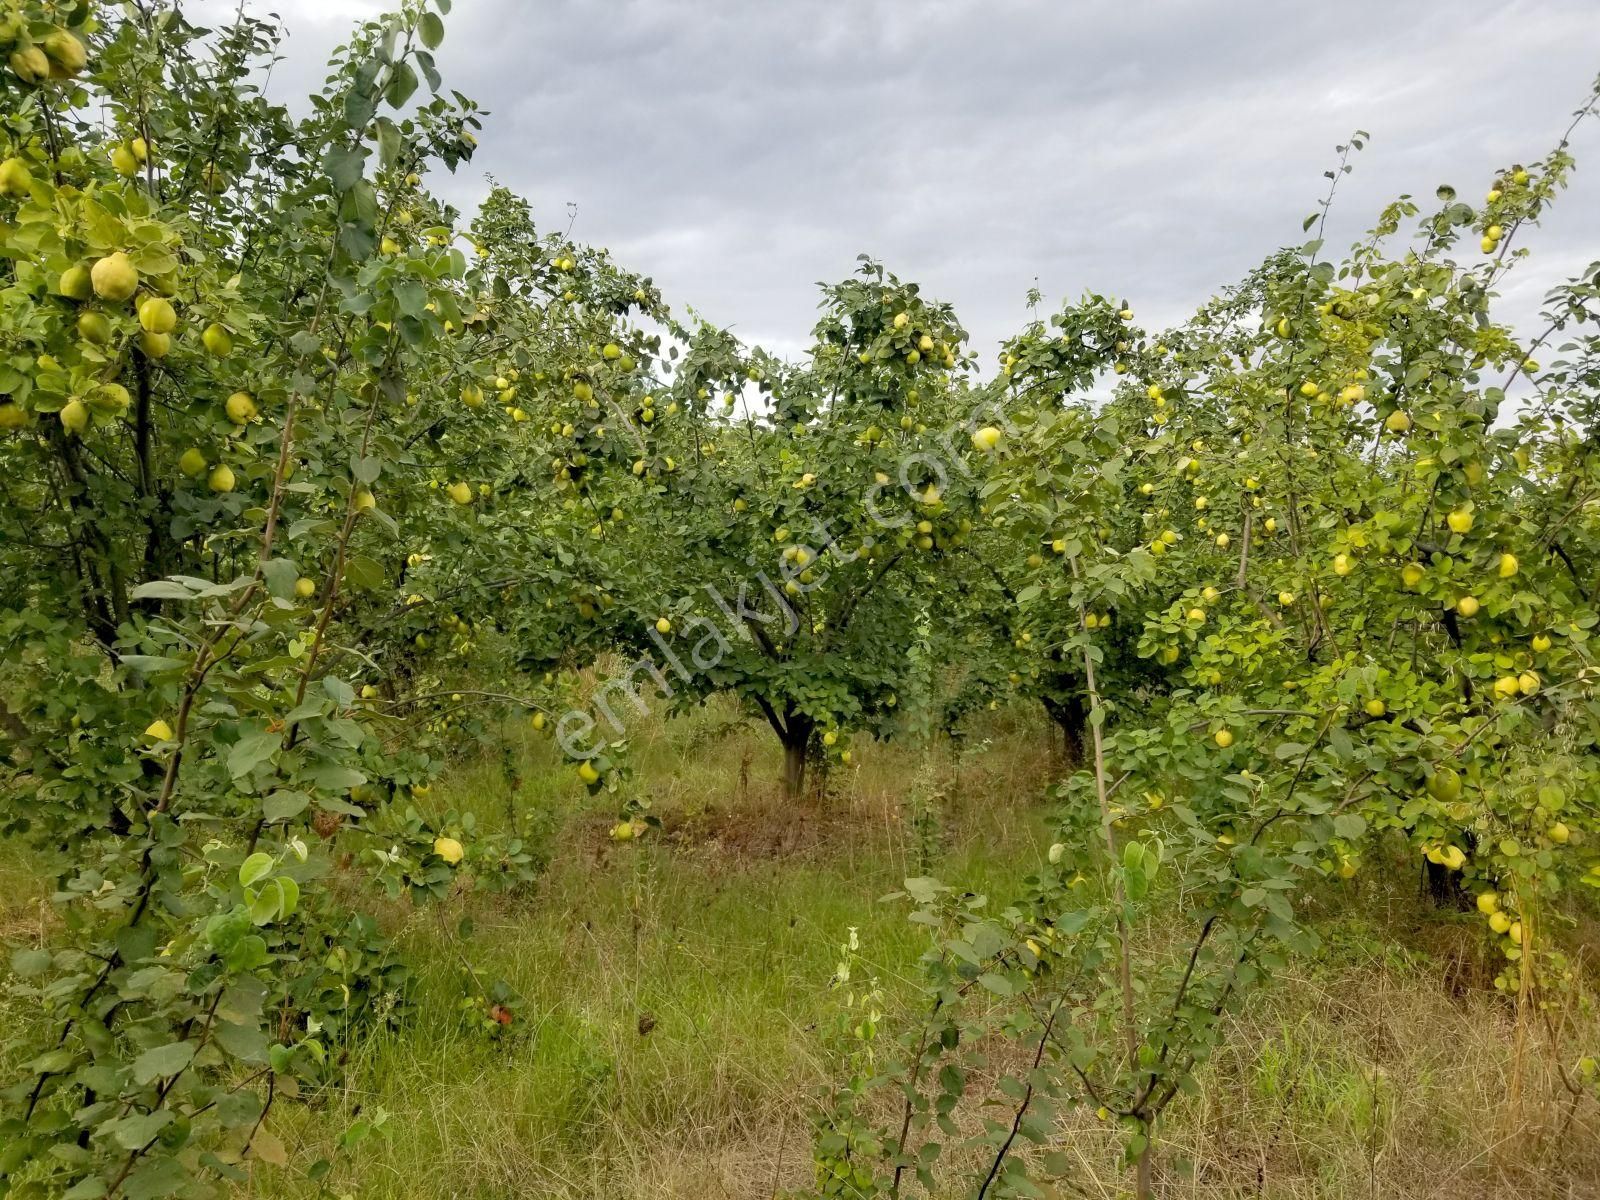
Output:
[[1332, 813, 1367, 840], [415, 49, 442, 92], [129, 580, 197, 601], [343, 554, 386, 592], [261, 557, 300, 600], [321, 676, 357, 708], [324, 145, 367, 193], [238, 852, 274, 888], [976, 972, 1014, 996], [419, 11, 445, 48], [206, 908, 250, 957], [102, 1109, 173, 1151], [277, 875, 300, 918], [118, 656, 187, 676], [395, 281, 428, 317], [216, 1089, 263, 1129], [374, 117, 401, 171], [344, 69, 379, 127], [10, 947, 51, 977], [225, 934, 269, 973], [305, 763, 368, 795], [385, 61, 419, 109], [122, 1157, 189, 1200], [251, 879, 285, 926], [261, 791, 311, 823], [129, 1041, 196, 1086], [25, 1048, 77, 1074], [228, 728, 279, 780]]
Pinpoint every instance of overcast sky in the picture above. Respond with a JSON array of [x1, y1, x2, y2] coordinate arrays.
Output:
[[205, 0, 1600, 360]]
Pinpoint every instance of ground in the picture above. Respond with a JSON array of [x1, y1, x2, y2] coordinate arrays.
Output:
[[2, 699, 1597, 1199]]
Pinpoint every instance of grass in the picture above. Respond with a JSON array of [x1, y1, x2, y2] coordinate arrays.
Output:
[[254, 699, 1058, 1199], [5, 699, 1600, 1197], [0, 832, 48, 953]]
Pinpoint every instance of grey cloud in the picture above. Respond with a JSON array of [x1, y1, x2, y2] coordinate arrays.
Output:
[[215, 0, 1600, 357]]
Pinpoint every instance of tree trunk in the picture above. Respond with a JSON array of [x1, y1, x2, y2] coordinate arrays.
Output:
[[1424, 858, 1472, 909], [1043, 695, 1087, 770], [782, 737, 807, 800], [1135, 1142, 1153, 1199], [1058, 714, 1083, 769], [779, 712, 814, 801]]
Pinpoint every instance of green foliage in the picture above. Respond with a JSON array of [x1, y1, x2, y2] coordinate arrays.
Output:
[[1, 4, 1598, 1197], [0, 1, 640, 1193], [804, 90, 1600, 1199]]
